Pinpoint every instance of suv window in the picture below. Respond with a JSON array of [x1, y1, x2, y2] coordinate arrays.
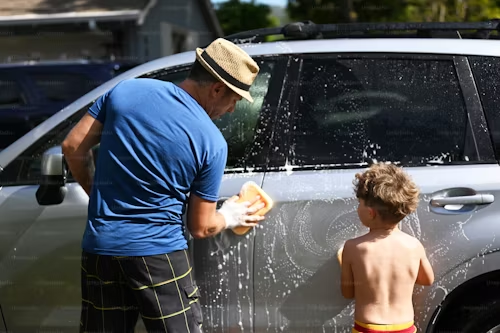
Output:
[[0, 79, 26, 107], [1, 57, 279, 186], [31, 72, 100, 103], [143, 59, 277, 169], [287, 54, 472, 167], [469, 55, 500, 160]]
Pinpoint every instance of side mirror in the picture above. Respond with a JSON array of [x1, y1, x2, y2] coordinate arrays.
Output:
[[36, 146, 68, 205]]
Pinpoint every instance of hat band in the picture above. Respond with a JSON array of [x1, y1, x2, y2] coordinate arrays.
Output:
[[200, 51, 251, 91]]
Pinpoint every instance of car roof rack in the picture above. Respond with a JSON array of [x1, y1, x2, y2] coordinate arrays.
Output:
[[222, 19, 500, 44]]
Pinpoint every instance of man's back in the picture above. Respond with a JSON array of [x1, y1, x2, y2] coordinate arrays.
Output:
[[83, 78, 228, 256], [348, 229, 421, 324]]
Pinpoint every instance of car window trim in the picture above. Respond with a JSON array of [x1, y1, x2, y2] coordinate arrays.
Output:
[[465, 55, 500, 162], [453, 55, 496, 162], [266, 56, 301, 171], [232, 55, 289, 174]]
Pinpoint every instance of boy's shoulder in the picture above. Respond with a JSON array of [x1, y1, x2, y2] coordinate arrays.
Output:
[[342, 237, 363, 254]]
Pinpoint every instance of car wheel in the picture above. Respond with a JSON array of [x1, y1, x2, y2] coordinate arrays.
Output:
[[461, 301, 500, 333], [486, 324, 500, 333]]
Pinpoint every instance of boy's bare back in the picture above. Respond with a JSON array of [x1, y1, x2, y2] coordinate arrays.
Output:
[[340, 162, 434, 329], [343, 229, 433, 324]]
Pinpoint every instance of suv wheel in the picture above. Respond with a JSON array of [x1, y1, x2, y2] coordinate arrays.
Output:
[[487, 324, 500, 333], [461, 301, 500, 333]]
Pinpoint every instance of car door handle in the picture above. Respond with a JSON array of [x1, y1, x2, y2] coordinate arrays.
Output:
[[430, 194, 494, 207]]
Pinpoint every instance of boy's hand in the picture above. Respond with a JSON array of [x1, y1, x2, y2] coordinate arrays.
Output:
[[337, 246, 344, 265], [340, 240, 354, 299], [416, 242, 435, 286]]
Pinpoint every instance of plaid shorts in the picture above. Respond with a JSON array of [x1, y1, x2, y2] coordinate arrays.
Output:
[[80, 249, 203, 333]]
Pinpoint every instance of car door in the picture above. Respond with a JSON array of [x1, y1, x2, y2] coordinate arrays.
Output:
[[0, 55, 287, 333], [185, 57, 287, 333], [0, 105, 92, 332], [254, 52, 500, 332], [133, 56, 287, 332]]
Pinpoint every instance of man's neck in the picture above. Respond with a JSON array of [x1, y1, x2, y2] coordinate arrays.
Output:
[[178, 80, 206, 110]]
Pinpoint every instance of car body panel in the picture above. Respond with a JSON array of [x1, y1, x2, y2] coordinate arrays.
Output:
[[0, 175, 266, 332], [418, 249, 500, 332], [255, 164, 500, 332], [0, 183, 87, 329], [193, 174, 265, 332]]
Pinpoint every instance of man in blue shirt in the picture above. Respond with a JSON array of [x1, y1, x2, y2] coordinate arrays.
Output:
[[62, 38, 262, 333]]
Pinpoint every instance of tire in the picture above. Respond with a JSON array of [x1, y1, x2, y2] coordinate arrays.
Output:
[[461, 301, 500, 333]]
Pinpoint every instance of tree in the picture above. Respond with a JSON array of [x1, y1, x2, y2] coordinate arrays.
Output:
[[287, 0, 408, 24], [286, 0, 500, 24], [215, 0, 280, 36], [404, 0, 500, 22]]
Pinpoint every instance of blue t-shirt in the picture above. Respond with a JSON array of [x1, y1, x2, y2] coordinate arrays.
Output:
[[82, 78, 228, 256]]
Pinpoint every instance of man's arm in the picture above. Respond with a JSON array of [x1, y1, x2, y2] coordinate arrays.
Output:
[[340, 240, 355, 299], [416, 242, 435, 286], [61, 113, 103, 195], [187, 194, 227, 238]]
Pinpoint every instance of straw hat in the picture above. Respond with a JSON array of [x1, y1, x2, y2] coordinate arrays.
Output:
[[195, 38, 260, 103]]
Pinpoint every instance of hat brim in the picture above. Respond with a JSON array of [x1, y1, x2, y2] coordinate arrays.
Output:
[[195, 48, 254, 103]]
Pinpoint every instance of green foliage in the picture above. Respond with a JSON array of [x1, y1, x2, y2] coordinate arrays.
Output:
[[215, 0, 281, 36], [286, 0, 500, 24]]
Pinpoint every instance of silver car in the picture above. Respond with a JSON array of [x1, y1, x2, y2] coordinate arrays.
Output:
[[1, 21, 500, 333]]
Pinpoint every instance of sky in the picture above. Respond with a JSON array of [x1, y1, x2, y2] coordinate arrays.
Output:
[[212, 0, 287, 7]]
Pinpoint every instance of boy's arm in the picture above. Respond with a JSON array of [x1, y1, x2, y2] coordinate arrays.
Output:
[[340, 240, 355, 299], [416, 241, 435, 286]]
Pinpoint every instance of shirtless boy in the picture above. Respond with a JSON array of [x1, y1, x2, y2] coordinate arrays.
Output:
[[339, 163, 434, 333]]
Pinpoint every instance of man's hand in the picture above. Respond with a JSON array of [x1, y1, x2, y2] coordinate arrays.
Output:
[[218, 195, 265, 230], [187, 193, 265, 239]]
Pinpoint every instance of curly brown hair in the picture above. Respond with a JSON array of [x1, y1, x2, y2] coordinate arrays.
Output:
[[353, 163, 420, 224]]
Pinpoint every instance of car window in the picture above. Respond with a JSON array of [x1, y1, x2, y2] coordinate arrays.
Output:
[[0, 106, 88, 187], [287, 54, 473, 168], [31, 72, 100, 103], [469, 55, 500, 160], [213, 60, 275, 169], [143, 59, 277, 169], [0, 79, 26, 107], [1, 58, 278, 186]]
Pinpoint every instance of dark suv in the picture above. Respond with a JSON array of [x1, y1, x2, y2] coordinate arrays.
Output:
[[0, 60, 138, 149]]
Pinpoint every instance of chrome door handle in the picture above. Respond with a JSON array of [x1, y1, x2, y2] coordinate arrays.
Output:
[[430, 194, 494, 207]]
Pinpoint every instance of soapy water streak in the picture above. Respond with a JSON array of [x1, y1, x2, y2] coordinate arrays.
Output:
[[199, 187, 497, 331], [257, 193, 498, 331], [254, 198, 424, 332], [277, 199, 423, 274]]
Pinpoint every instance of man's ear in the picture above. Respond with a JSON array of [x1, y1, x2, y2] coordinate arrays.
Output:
[[211, 82, 226, 98]]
